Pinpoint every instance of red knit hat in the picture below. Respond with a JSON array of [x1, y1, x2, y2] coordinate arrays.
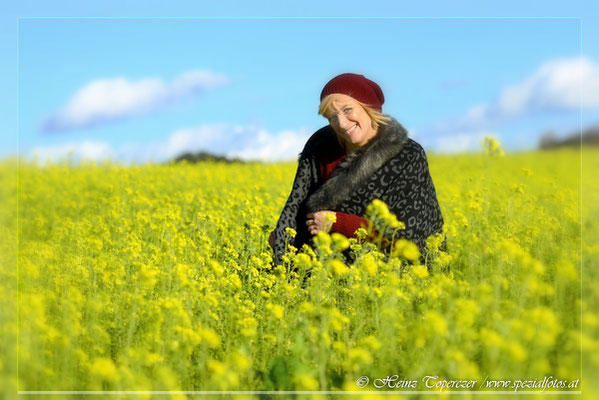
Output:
[[320, 73, 385, 111]]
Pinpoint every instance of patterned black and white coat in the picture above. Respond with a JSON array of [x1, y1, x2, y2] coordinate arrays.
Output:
[[271, 116, 444, 265]]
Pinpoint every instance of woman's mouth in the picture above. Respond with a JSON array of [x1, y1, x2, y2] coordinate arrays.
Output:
[[345, 125, 357, 135]]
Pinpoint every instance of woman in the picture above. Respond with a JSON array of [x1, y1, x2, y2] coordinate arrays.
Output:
[[269, 73, 443, 264]]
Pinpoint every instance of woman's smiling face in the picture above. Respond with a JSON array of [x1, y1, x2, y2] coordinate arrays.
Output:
[[326, 94, 377, 150]]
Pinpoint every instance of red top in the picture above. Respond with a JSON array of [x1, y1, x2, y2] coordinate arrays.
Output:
[[315, 141, 371, 239]]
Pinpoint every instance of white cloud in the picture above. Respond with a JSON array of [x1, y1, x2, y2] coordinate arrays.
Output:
[[419, 57, 599, 144], [28, 123, 313, 164], [227, 128, 312, 161], [147, 123, 311, 162], [30, 141, 114, 164], [170, 70, 229, 97], [162, 124, 231, 159], [43, 70, 229, 132], [497, 57, 599, 114], [459, 58, 599, 129]]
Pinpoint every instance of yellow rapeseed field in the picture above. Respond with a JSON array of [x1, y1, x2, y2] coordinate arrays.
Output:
[[0, 146, 598, 399]]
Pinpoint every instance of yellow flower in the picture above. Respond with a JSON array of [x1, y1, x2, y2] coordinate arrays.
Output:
[[506, 341, 527, 361], [266, 303, 284, 319], [332, 341, 346, 355], [411, 265, 429, 279], [90, 358, 118, 382], [207, 359, 226, 376], [200, 328, 221, 348], [387, 214, 405, 230], [208, 260, 224, 277], [299, 301, 315, 314], [314, 231, 332, 249], [205, 293, 219, 307], [393, 239, 420, 261], [454, 299, 480, 327], [228, 273, 242, 289], [424, 311, 448, 336], [331, 232, 350, 251], [360, 254, 378, 277], [348, 348, 373, 366], [325, 212, 337, 224], [294, 253, 312, 268], [239, 317, 258, 337], [360, 335, 381, 351], [145, 352, 164, 366], [556, 258, 577, 281], [355, 227, 368, 240], [294, 373, 319, 390], [231, 350, 251, 372], [327, 259, 349, 276], [285, 227, 297, 238], [481, 135, 505, 156]]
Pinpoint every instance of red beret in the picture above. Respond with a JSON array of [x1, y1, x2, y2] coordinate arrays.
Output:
[[320, 73, 385, 112]]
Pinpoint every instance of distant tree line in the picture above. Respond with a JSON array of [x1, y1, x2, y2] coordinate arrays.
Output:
[[539, 126, 599, 149]]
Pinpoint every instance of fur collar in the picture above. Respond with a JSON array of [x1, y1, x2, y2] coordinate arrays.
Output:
[[305, 117, 409, 212]]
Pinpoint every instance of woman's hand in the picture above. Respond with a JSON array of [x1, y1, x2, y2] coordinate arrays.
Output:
[[306, 211, 336, 235]]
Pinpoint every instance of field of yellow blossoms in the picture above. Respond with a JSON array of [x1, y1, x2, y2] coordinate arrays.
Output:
[[0, 145, 598, 399]]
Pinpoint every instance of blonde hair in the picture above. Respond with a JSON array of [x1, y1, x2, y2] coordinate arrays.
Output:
[[318, 94, 392, 130]]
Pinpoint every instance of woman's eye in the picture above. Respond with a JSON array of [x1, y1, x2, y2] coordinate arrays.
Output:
[[344, 108, 352, 114]]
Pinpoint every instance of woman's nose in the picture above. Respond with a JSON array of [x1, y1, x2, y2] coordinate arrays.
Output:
[[336, 115, 350, 129]]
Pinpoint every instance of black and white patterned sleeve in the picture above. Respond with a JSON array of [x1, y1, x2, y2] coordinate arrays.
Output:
[[271, 155, 316, 264], [381, 141, 444, 253]]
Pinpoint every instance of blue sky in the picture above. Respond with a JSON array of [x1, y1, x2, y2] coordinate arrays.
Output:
[[2, 1, 599, 162]]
